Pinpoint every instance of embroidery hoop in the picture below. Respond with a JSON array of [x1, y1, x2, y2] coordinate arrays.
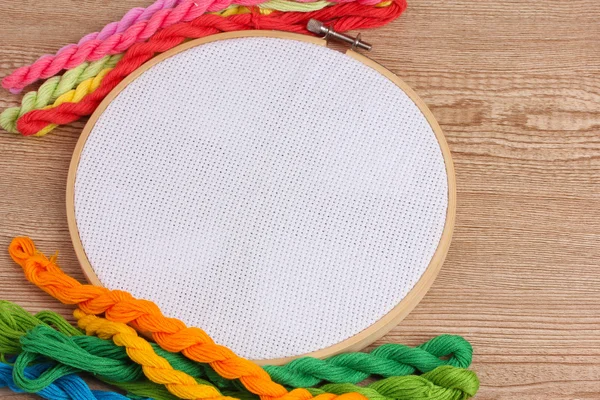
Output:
[[66, 30, 456, 365]]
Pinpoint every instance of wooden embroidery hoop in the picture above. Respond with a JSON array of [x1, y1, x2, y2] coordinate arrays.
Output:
[[66, 30, 456, 365]]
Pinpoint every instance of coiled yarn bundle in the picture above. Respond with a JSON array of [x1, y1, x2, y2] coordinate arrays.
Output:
[[3, 0, 406, 136], [2, 0, 385, 93], [0, 302, 479, 400], [6, 237, 480, 400], [0, 0, 332, 134], [8, 237, 365, 400], [0, 300, 473, 388]]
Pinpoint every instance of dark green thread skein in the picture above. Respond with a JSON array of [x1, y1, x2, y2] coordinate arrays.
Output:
[[264, 335, 473, 387]]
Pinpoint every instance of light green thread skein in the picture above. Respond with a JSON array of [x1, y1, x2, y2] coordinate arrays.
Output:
[[308, 367, 480, 400], [0, 301, 81, 359]]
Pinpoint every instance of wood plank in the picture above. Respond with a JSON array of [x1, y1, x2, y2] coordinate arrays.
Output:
[[1, 0, 599, 398]]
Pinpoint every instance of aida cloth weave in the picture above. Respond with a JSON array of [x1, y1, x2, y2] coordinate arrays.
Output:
[[73, 37, 449, 361]]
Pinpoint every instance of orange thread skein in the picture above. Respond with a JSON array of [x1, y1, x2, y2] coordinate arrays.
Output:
[[9, 237, 367, 400]]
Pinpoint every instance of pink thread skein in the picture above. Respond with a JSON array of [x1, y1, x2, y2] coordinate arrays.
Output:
[[2, 0, 258, 93], [4, 0, 183, 94]]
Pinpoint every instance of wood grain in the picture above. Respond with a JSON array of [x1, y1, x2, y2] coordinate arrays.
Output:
[[1, 0, 599, 398]]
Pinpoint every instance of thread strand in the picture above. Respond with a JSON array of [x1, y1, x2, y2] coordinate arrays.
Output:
[[0, 301, 225, 400], [309, 367, 480, 400], [0, 299, 473, 395], [73, 310, 234, 400]]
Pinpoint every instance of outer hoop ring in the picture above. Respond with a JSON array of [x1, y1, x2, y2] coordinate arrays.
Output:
[[66, 30, 456, 366]]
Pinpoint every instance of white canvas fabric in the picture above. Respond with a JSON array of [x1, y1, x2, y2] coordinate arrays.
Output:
[[74, 37, 449, 360]]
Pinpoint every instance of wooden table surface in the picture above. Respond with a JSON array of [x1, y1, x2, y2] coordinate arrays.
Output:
[[1, 0, 599, 398]]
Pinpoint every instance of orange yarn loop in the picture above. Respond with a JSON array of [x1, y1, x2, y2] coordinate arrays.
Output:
[[8, 237, 367, 400]]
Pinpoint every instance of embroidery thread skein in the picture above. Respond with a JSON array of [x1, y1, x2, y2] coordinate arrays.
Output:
[[73, 313, 480, 400], [0, 301, 81, 358], [0, 55, 122, 133], [307, 367, 480, 400], [72, 311, 235, 400], [0, 362, 138, 400], [0, 301, 214, 381], [9, 240, 366, 400], [13, 326, 246, 400], [0, 303, 236, 400], [0, 0, 339, 135], [0, 300, 473, 392], [2, 0, 181, 94], [10, 321, 478, 400], [2, 0, 381, 92], [262, 335, 473, 387], [27, 68, 113, 137], [17, 0, 406, 136], [14, 327, 145, 392]]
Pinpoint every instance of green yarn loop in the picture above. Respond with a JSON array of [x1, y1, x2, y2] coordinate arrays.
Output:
[[0, 301, 82, 358], [18, 326, 144, 387], [264, 335, 473, 387], [0, 54, 122, 134]]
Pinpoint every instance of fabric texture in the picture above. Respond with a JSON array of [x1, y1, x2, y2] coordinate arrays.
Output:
[[72, 37, 449, 361]]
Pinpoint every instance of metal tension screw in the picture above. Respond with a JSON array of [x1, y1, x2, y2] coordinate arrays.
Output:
[[307, 19, 372, 51]]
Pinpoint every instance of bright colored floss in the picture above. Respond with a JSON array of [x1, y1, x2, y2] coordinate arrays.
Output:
[[73, 310, 235, 400], [0, 362, 136, 400], [0, 300, 474, 394], [0, 301, 234, 400], [16, 0, 406, 135], [1, 0, 383, 92], [30, 67, 113, 137], [0, 55, 122, 133], [0, 302, 478, 400], [8, 237, 367, 400], [263, 335, 473, 387], [310, 366, 480, 400]]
